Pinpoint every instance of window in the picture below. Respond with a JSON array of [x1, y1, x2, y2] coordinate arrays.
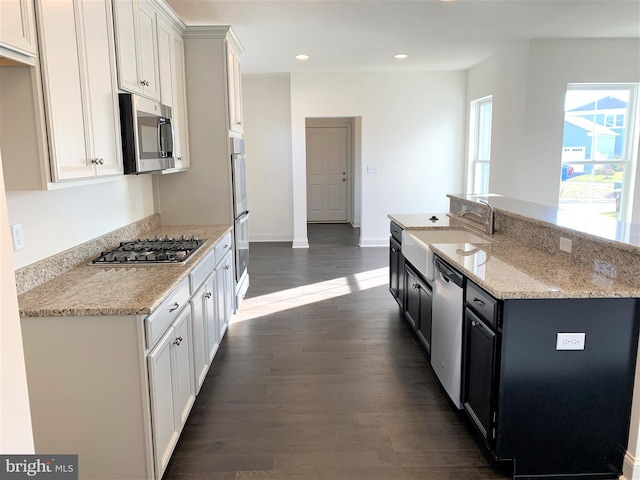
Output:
[[560, 84, 639, 221], [467, 96, 493, 194]]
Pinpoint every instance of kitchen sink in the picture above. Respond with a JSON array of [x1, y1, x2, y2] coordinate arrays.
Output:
[[402, 229, 492, 282]]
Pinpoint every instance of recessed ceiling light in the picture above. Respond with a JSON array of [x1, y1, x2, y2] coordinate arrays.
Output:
[[394, 54, 408, 59], [296, 54, 309, 60]]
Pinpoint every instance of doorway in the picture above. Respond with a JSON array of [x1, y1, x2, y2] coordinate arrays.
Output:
[[305, 118, 354, 225]]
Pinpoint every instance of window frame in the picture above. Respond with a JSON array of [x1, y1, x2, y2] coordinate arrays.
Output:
[[467, 95, 493, 195], [560, 83, 639, 222]]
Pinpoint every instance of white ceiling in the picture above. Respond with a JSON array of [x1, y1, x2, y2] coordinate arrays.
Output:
[[166, 0, 640, 74]]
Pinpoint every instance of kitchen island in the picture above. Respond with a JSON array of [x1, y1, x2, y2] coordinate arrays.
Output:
[[17, 223, 235, 480], [388, 197, 640, 480]]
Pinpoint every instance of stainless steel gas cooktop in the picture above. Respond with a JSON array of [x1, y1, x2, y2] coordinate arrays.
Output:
[[91, 235, 205, 265]]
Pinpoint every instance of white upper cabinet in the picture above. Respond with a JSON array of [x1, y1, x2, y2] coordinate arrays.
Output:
[[226, 42, 244, 135], [159, 22, 189, 173], [0, 0, 38, 58], [156, 16, 173, 107], [112, 0, 160, 101], [37, 0, 122, 181]]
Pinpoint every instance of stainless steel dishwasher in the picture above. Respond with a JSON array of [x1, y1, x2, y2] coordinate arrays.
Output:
[[430, 256, 465, 409]]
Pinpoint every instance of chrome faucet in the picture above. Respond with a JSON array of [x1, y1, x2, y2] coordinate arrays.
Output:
[[455, 200, 495, 235]]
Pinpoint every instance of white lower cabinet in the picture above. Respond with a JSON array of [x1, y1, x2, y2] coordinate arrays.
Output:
[[215, 250, 234, 340], [148, 302, 195, 479], [19, 233, 234, 480], [190, 274, 216, 392]]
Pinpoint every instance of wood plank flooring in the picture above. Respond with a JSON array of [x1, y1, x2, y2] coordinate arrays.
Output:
[[163, 224, 512, 480]]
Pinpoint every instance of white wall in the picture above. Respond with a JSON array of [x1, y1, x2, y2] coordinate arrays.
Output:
[[469, 39, 640, 212], [242, 74, 294, 242], [290, 71, 467, 247], [6, 175, 155, 270], [0, 152, 34, 454], [466, 42, 531, 199]]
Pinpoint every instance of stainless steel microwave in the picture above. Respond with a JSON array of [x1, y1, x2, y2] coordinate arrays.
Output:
[[119, 93, 175, 174]]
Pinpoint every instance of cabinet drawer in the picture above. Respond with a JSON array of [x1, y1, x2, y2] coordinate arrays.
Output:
[[466, 281, 498, 328], [390, 222, 403, 244], [190, 249, 215, 293], [146, 277, 190, 348], [215, 232, 232, 264]]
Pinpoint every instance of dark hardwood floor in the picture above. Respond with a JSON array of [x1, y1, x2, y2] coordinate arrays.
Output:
[[163, 223, 512, 480]]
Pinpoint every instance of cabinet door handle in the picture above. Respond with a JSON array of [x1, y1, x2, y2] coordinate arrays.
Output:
[[98, 158, 104, 165], [225, 265, 231, 270], [473, 298, 485, 307], [413, 283, 420, 289], [204, 292, 212, 299], [169, 302, 180, 313], [141, 80, 149, 86], [91, 158, 98, 165], [173, 336, 183, 346], [471, 320, 478, 327]]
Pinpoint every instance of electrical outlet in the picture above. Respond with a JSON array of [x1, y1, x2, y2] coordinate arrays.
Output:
[[367, 165, 379, 174], [556, 332, 585, 351], [11, 224, 25, 251], [559, 236, 572, 253]]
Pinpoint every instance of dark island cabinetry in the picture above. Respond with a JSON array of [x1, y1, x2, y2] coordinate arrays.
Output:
[[462, 283, 640, 479]]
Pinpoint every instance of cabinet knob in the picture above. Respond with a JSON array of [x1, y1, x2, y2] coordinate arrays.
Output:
[[178, 156, 184, 161], [413, 283, 420, 289], [141, 80, 149, 87], [471, 320, 478, 327], [169, 302, 180, 313], [204, 292, 212, 299], [224, 265, 230, 270], [173, 336, 183, 346], [91, 158, 98, 165], [98, 158, 104, 165]]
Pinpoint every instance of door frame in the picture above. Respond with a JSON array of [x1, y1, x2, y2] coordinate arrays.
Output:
[[305, 117, 354, 225]]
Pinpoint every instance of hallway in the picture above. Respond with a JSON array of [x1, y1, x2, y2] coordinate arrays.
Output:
[[163, 224, 511, 479]]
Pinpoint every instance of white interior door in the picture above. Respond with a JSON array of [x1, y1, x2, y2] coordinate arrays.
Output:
[[306, 126, 348, 222]]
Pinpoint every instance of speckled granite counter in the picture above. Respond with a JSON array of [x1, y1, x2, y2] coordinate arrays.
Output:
[[18, 224, 232, 317], [431, 238, 640, 300], [387, 213, 451, 230], [388, 213, 640, 300]]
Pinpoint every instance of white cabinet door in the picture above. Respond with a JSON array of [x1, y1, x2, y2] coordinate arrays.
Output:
[[82, 0, 123, 177], [190, 283, 209, 393], [112, 0, 160, 101], [37, 0, 122, 182], [112, 0, 142, 95], [203, 275, 218, 364], [215, 251, 234, 341], [171, 307, 195, 431], [222, 251, 235, 325], [156, 16, 173, 107], [171, 33, 190, 170], [137, 1, 160, 101], [226, 45, 243, 134], [148, 325, 179, 479], [0, 0, 37, 56]]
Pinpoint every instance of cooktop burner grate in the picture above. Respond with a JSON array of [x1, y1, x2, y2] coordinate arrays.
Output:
[[91, 235, 206, 265]]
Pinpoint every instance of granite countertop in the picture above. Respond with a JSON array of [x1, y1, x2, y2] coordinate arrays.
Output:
[[431, 238, 640, 300], [387, 213, 451, 230], [388, 213, 640, 300], [18, 225, 232, 317]]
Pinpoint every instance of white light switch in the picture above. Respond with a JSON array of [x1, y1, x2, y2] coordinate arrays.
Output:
[[556, 332, 585, 350], [367, 165, 379, 174]]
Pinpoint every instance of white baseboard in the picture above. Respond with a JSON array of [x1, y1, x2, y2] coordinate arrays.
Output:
[[358, 237, 388, 247], [622, 450, 639, 480], [292, 238, 309, 248]]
